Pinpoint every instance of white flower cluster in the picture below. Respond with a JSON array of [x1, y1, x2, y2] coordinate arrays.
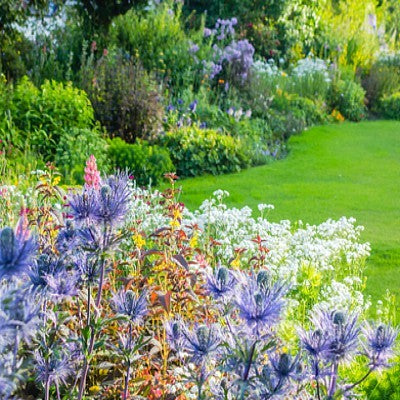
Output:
[[252, 59, 280, 76], [292, 56, 331, 82], [129, 189, 371, 317]]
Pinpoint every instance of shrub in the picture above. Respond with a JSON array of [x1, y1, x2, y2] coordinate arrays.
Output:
[[329, 79, 366, 121], [54, 128, 109, 183], [379, 92, 400, 120], [161, 125, 251, 177], [108, 137, 174, 185], [82, 54, 164, 143], [7, 77, 95, 159], [110, 2, 200, 90]]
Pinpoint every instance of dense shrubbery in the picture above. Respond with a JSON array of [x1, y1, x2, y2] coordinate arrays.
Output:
[[379, 92, 400, 120], [108, 137, 173, 185], [161, 125, 251, 177]]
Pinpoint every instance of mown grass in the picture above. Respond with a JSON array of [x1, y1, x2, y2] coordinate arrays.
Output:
[[174, 121, 400, 311]]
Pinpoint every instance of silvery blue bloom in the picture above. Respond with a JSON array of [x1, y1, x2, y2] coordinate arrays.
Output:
[[45, 270, 79, 302], [112, 289, 148, 324], [67, 189, 100, 225], [35, 348, 73, 386], [235, 272, 287, 336], [181, 323, 221, 363], [0, 226, 36, 279], [165, 319, 183, 352], [75, 254, 101, 285], [205, 266, 237, 300], [364, 323, 397, 368]]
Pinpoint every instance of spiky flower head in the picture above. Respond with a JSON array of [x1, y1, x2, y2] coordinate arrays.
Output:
[[206, 266, 237, 300], [0, 226, 36, 280], [45, 270, 78, 302], [181, 323, 221, 363], [35, 349, 73, 386], [235, 273, 287, 337], [364, 323, 397, 368], [67, 189, 100, 225], [94, 173, 132, 226], [299, 327, 331, 359], [112, 289, 148, 325], [165, 319, 184, 352], [84, 155, 101, 190], [312, 309, 360, 363]]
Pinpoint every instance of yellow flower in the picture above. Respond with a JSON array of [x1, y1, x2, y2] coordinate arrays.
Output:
[[173, 209, 182, 220], [230, 257, 240, 268], [52, 176, 61, 186], [190, 233, 198, 248], [89, 385, 101, 394], [133, 233, 146, 250], [170, 219, 180, 228]]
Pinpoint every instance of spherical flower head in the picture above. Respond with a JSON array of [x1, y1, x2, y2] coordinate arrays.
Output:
[[312, 309, 360, 363], [67, 189, 100, 225], [35, 349, 73, 386], [112, 289, 148, 325], [270, 352, 301, 382], [94, 173, 132, 227], [181, 323, 221, 363], [0, 226, 36, 280], [45, 270, 78, 302], [205, 266, 237, 300], [365, 323, 397, 368], [299, 327, 330, 359], [84, 155, 101, 190], [165, 319, 183, 352], [235, 273, 287, 337]]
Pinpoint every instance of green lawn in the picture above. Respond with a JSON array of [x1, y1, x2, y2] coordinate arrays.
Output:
[[175, 121, 400, 307]]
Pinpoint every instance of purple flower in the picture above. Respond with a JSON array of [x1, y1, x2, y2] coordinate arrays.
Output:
[[35, 348, 73, 386], [166, 104, 175, 112], [205, 266, 237, 300], [199, 122, 207, 129], [67, 189, 100, 225], [75, 254, 101, 285], [235, 272, 287, 336], [364, 323, 397, 368], [312, 310, 360, 363], [112, 289, 148, 325], [189, 44, 200, 54], [0, 226, 36, 279], [46, 270, 78, 302], [181, 323, 221, 363], [165, 319, 183, 352], [56, 221, 78, 252], [94, 173, 131, 227], [299, 328, 331, 359], [189, 99, 198, 113], [204, 27, 212, 38]]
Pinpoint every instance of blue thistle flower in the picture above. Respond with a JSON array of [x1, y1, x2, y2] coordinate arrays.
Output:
[[181, 323, 221, 363], [28, 253, 65, 293], [34, 349, 73, 386], [165, 319, 183, 352], [94, 173, 131, 226], [364, 323, 397, 368], [299, 327, 331, 359], [235, 272, 287, 336], [112, 289, 148, 325], [0, 226, 36, 279], [270, 352, 301, 382], [45, 270, 78, 302], [205, 266, 237, 300], [67, 189, 100, 225], [56, 220, 78, 252], [75, 254, 101, 285], [313, 309, 360, 363]]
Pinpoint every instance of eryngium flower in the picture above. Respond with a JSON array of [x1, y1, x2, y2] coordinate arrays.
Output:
[[313, 310, 360, 363], [235, 273, 287, 336], [205, 266, 237, 300], [94, 173, 131, 226], [45, 270, 78, 302], [0, 226, 36, 279], [75, 254, 101, 285], [165, 319, 183, 352], [270, 352, 301, 381], [112, 289, 148, 324], [181, 324, 221, 363], [364, 323, 397, 368], [67, 189, 100, 225], [35, 349, 73, 386], [28, 253, 65, 293], [298, 328, 331, 359]]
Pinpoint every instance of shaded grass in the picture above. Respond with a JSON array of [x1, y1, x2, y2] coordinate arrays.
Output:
[[174, 121, 400, 310]]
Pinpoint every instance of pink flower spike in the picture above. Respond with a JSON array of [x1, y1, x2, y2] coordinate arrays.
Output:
[[16, 207, 30, 241], [84, 155, 101, 190]]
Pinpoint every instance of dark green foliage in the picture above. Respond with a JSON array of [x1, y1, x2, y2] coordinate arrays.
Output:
[[161, 125, 251, 177], [108, 137, 174, 185], [379, 92, 400, 120], [81, 53, 164, 143], [329, 79, 367, 121]]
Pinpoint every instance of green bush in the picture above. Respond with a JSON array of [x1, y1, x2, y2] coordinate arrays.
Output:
[[379, 92, 400, 120], [81, 54, 164, 143], [329, 79, 366, 121], [54, 128, 109, 184], [108, 137, 174, 186], [110, 2, 202, 91], [8, 77, 95, 158], [161, 125, 251, 177]]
